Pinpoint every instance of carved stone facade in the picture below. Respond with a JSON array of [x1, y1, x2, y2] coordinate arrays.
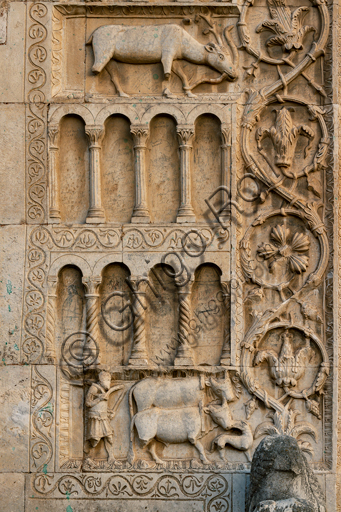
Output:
[[0, 0, 339, 510]]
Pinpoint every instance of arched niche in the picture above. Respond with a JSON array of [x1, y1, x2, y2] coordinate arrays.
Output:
[[192, 114, 222, 221], [191, 263, 225, 365], [101, 115, 135, 223], [59, 114, 89, 224], [146, 264, 178, 365], [56, 265, 85, 355], [147, 114, 180, 223], [99, 262, 132, 366]]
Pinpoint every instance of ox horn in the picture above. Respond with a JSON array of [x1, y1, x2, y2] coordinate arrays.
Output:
[[223, 25, 239, 68]]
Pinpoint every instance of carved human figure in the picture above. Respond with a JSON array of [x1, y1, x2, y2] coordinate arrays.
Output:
[[84, 371, 123, 464], [61, 269, 84, 334]]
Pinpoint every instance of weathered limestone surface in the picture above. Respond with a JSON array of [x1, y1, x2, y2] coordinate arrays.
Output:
[[0, 0, 339, 509], [247, 435, 325, 512]]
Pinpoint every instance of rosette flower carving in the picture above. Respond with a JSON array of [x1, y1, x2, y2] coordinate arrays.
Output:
[[257, 225, 310, 274]]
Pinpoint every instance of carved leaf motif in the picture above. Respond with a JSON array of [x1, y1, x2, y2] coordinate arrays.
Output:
[[307, 174, 322, 197], [290, 422, 317, 442], [245, 397, 258, 419], [306, 399, 321, 419], [297, 440, 314, 456], [271, 225, 289, 246], [288, 254, 309, 273], [253, 349, 278, 367], [290, 232, 310, 252], [257, 242, 278, 260], [254, 422, 279, 438]]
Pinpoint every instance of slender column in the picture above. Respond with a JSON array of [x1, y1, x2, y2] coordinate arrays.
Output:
[[83, 276, 102, 364], [174, 278, 194, 366], [176, 125, 196, 223], [128, 277, 149, 366], [45, 276, 57, 363], [48, 125, 61, 223], [85, 126, 105, 224], [220, 126, 232, 219], [219, 281, 231, 366], [131, 126, 151, 224]]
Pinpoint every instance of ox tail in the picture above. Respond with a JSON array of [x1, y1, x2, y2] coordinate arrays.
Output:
[[127, 414, 136, 465], [127, 383, 137, 465]]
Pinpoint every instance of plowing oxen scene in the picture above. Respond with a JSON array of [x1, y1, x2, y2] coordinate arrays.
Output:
[[127, 372, 253, 466]]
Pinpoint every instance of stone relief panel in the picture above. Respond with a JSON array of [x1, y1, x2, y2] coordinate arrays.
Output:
[[2, 0, 335, 508]]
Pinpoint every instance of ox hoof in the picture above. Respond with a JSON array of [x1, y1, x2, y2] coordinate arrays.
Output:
[[118, 92, 129, 98], [215, 461, 226, 470], [138, 459, 151, 469], [108, 458, 122, 468], [191, 459, 206, 469], [163, 88, 177, 99]]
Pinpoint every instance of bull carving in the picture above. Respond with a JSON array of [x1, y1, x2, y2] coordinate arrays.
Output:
[[87, 16, 239, 98], [127, 372, 253, 467]]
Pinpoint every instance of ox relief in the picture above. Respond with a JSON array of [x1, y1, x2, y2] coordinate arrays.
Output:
[[81, 370, 253, 470], [87, 15, 239, 97], [24, 0, 334, 505]]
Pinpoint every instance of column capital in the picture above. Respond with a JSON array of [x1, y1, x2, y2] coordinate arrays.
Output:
[[47, 276, 58, 295], [48, 125, 59, 149], [130, 125, 149, 147], [85, 125, 105, 148], [128, 276, 150, 294], [175, 276, 194, 294], [82, 276, 102, 296], [176, 125, 195, 147], [221, 125, 231, 148]]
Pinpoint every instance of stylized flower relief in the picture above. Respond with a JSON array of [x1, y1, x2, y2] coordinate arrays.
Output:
[[257, 225, 310, 274], [256, 0, 315, 52], [256, 107, 315, 174], [253, 330, 312, 388], [254, 404, 317, 456]]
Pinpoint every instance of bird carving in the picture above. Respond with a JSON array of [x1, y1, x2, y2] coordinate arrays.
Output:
[[254, 330, 312, 388]]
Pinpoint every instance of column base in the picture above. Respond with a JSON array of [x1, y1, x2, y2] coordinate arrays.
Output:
[[176, 214, 196, 224], [220, 356, 231, 366], [86, 216, 106, 224], [128, 357, 149, 367], [49, 217, 61, 224], [131, 215, 151, 224], [174, 357, 194, 366], [49, 209, 61, 223]]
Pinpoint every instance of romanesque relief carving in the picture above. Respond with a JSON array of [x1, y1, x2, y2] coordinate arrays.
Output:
[[17, 0, 335, 507], [32, 472, 231, 512], [87, 16, 238, 98], [84, 371, 124, 466]]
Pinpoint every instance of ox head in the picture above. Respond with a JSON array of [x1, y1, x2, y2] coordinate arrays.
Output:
[[204, 402, 232, 430], [203, 25, 239, 81], [206, 371, 236, 404]]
